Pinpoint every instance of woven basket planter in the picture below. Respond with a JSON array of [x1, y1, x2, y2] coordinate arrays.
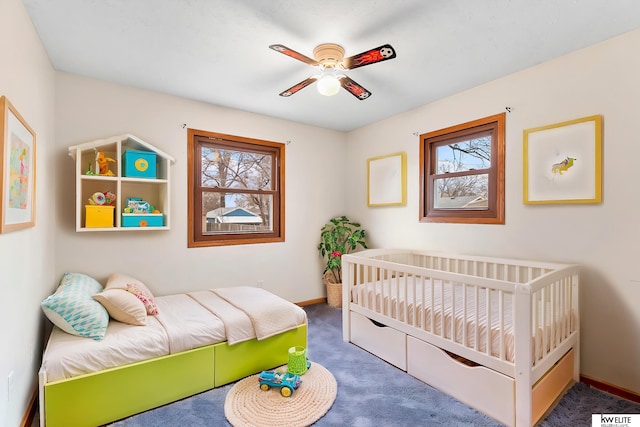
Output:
[[323, 270, 342, 308]]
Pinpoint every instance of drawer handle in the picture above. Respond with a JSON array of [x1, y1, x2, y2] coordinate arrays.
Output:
[[369, 318, 388, 328]]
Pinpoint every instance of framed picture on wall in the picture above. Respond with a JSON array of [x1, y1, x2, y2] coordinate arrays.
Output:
[[523, 115, 602, 204], [367, 152, 406, 207], [0, 96, 36, 233]]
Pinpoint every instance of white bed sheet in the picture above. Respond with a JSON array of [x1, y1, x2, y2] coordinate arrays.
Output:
[[41, 315, 170, 383], [352, 280, 573, 362], [188, 290, 256, 345], [154, 294, 226, 353], [41, 294, 226, 383]]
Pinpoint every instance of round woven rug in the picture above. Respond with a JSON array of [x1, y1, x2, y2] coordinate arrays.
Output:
[[224, 362, 337, 427]]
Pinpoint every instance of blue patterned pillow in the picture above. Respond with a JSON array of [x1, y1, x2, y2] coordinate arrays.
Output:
[[41, 272, 109, 340]]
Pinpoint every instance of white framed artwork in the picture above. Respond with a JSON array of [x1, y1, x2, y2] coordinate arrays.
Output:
[[523, 115, 602, 204], [367, 152, 406, 207]]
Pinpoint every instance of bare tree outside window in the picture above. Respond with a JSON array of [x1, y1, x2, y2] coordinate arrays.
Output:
[[188, 130, 284, 247]]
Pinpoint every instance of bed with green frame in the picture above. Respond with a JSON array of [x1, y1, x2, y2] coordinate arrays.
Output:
[[38, 285, 308, 427], [39, 325, 307, 427]]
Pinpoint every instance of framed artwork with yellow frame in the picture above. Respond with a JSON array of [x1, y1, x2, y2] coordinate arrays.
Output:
[[367, 152, 406, 207], [523, 115, 602, 205]]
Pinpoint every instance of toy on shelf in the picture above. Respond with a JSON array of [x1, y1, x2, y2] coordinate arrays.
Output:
[[122, 197, 163, 227], [96, 150, 115, 176], [123, 197, 160, 214], [258, 370, 302, 397], [87, 191, 116, 206]]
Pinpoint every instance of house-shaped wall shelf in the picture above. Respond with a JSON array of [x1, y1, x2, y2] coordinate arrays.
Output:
[[68, 134, 175, 232]]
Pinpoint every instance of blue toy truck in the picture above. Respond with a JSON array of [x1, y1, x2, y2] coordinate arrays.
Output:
[[258, 370, 302, 397]]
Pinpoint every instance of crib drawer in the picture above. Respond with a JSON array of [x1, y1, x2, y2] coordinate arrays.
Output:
[[350, 311, 407, 370], [407, 336, 515, 426]]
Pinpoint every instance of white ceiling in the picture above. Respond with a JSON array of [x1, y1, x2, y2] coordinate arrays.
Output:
[[23, 0, 640, 132]]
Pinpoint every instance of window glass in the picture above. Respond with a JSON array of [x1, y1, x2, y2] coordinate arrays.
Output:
[[434, 136, 492, 173], [201, 192, 273, 235], [433, 174, 489, 209], [200, 146, 273, 190]]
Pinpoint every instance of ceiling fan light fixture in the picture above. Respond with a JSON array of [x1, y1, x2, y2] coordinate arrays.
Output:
[[317, 74, 341, 96], [270, 42, 395, 99]]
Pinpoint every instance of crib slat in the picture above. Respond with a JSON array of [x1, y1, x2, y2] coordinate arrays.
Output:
[[420, 276, 425, 331], [541, 288, 547, 362], [551, 281, 557, 349], [402, 273, 408, 324], [485, 288, 491, 356], [562, 279, 568, 340], [474, 286, 479, 351], [378, 267, 383, 313], [499, 290, 505, 360], [383, 267, 387, 314], [531, 291, 536, 363], [411, 275, 416, 327], [563, 278, 568, 340], [462, 284, 468, 347], [367, 266, 373, 311], [439, 279, 445, 337], [558, 279, 564, 342], [450, 281, 455, 342], [430, 277, 435, 334]]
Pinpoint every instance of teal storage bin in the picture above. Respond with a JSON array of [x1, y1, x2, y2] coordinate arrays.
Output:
[[122, 149, 156, 178], [122, 213, 163, 227]]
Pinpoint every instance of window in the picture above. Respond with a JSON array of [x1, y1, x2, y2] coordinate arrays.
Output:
[[419, 113, 505, 224], [187, 129, 285, 247]]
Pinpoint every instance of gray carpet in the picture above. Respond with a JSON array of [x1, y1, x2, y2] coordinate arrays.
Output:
[[110, 303, 640, 427]]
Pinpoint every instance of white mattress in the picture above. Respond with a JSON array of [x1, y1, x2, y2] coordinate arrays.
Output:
[[41, 288, 307, 383], [41, 294, 226, 382], [352, 280, 573, 362]]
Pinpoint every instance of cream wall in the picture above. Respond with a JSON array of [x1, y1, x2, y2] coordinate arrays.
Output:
[[346, 29, 640, 394], [0, 0, 56, 426], [3, 2, 640, 424], [54, 73, 347, 304]]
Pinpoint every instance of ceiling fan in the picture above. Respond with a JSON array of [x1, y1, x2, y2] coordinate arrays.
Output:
[[269, 43, 396, 100]]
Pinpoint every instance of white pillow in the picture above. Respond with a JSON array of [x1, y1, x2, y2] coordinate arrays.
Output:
[[93, 289, 147, 326], [105, 273, 159, 315], [41, 272, 109, 340]]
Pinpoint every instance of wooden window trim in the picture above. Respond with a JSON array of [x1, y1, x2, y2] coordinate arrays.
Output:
[[419, 113, 505, 224], [187, 128, 285, 247]]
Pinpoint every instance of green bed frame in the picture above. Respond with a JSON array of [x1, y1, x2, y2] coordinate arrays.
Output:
[[42, 324, 307, 427]]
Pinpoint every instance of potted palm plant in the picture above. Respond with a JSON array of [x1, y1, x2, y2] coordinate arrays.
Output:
[[317, 216, 367, 307]]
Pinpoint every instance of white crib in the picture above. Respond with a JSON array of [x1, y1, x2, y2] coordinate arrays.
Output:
[[341, 248, 580, 427]]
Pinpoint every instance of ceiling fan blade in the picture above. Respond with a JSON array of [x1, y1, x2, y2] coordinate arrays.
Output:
[[342, 44, 396, 70], [339, 76, 372, 100], [278, 77, 318, 97], [269, 44, 319, 66]]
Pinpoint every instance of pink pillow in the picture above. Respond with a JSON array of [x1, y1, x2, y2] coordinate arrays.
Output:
[[125, 283, 159, 315]]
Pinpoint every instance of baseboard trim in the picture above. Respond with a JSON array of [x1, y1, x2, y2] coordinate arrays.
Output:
[[581, 375, 640, 403], [296, 297, 327, 307], [21, 388, 37, 427]]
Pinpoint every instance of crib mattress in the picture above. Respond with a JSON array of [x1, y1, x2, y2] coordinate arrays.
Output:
[[41, 288, 307, 383], [352, 280, 573, 362]]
